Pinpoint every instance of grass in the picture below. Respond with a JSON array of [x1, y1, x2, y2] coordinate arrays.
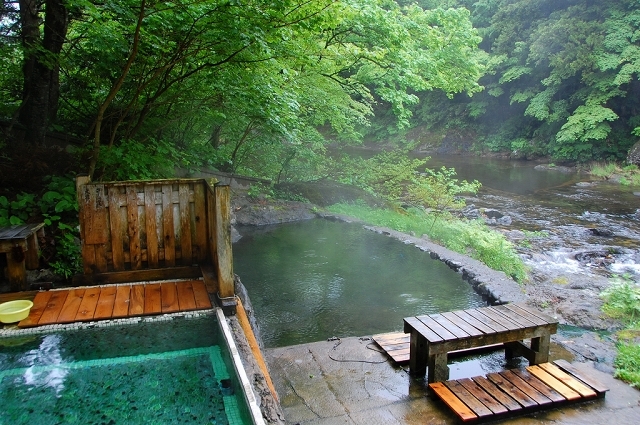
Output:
[[327, 202, 528, 282], [590, 162, 640, 186], [600, 277, 640, 388]]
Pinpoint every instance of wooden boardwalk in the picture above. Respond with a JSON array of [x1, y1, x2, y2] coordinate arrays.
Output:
[[18, 280, 212, 328], [429, 359, 608, 423]]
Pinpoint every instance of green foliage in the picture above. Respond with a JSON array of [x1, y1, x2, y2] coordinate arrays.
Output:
[[329, 150, 480, 219], [327, 202, 527, 282], [601, 276, 640, 325], [97, 139, 182, 181], [0, 175, 81, 280], [601, 274, 640, 388], [404, 0, 640, 163], [247, 183, 273, 200], [614, 343, 640, 388]]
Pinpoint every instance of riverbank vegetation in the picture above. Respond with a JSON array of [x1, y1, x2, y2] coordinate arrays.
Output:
[[327, 202, 527, 282], [601, 276, 640, 387], [590, 163, 640, 186]]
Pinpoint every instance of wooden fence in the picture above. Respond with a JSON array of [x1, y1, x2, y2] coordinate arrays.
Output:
[[74, 177, 234, 301]]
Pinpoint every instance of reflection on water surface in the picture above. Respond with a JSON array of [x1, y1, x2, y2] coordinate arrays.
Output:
[[234, 220, 485, 348]]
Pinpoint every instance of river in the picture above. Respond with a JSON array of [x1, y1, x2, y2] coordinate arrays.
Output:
[[422, 155, 640, 282]]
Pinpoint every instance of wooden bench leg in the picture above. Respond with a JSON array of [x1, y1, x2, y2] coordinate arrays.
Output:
[[530, 334, 550, 364], [409, 331, 428, 376], [428, 353, 449, 383]]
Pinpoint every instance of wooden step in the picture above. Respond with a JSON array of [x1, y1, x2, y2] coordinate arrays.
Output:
[[372, 332, 504, 365], [18, 280, 212, 328], [429, 361, 608, 423]]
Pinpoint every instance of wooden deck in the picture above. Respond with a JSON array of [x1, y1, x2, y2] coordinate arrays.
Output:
[[429, 359, 608, 423], [17, 280, 212, 328]]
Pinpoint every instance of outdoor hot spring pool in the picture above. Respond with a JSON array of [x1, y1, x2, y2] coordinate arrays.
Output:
[[0, 311, 256, 425], [234, 219, 486, 347]]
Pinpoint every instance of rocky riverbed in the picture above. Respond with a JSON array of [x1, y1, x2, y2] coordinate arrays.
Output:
[[230, 186, 632, 377]]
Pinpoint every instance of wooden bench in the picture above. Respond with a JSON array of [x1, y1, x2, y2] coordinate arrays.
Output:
[[404, 304, 558, 383], [0, 223, 45, 291], [429, 360, 608, 423]]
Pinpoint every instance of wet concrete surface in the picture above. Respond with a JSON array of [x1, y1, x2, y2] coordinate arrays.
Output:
[[264, 337, 640, 425]]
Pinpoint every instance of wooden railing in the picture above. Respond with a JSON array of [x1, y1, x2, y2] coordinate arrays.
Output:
[[74, 177, 234, 302]]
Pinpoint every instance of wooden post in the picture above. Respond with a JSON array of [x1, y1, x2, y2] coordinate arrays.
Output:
[[75, 175, 92, 274], [214, 184, 236, 314], [6, 247, 26, 292]]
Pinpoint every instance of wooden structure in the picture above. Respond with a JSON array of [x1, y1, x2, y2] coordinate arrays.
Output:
[[74, 177, 235, 312], [0, 223, 45, 291], [429, 359, 608, 423], [17, 280, 211, 328], [404, 303, 558, 383]]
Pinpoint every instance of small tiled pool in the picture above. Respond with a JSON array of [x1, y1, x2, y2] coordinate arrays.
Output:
[[0, 309, 260, 425]]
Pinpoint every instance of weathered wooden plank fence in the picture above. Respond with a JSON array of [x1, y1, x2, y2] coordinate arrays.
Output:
[[74, 177, 235, 308]]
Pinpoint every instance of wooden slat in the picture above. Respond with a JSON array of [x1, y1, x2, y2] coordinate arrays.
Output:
[[538, 363, 597, 398], [486, 372, 537, 408], [415, 314, 457, 340], [18, 291, 52, 328], [72, 266, 202, 286], [463, 308, 509, 333], [162, 184, 176, 267], [501, 304, 549, 326], [144, 283, 162, 314], [444, 380, 494, 418], [93, 286, 116, 319], [457, 378, 508, 415], [178, 184, 193, 265], [441, 311, 484, 337], [429, 382, 478, 422], [449, 309, 496, 334], [193, 183, 208, 262], [161, 281, 180, 313], [127, 185, 142, 270], [75, 287, 101, 321], [176, 280, 197, 311], [472, 308, 520, 331], [512, 369, 566, 403], [526, 365, 581, 401], [404, 316, 443, 343], [38, 290, 68, 325], [129, 284, 145, 315], [108, 186, 125, 270], [431, 313, 471, 338], [94, 244, 108, 273], [57, 289, 85, 323], [144, 185, 159, 268], [373, 333, 410, 345], [489, 305, 537, 328], [112, 285, 131, 318], [471, 376, 521, 411], [513, 304, 557, 324], [192, 280, 212, 309], [553, 359, 609, 395], [500, 370, 552, 406]]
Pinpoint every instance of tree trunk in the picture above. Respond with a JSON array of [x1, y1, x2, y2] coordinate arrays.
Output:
[[18, 0, 68, 145]]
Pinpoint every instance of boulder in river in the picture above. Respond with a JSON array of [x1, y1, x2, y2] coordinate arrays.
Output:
[[588, 228, 615, 237]]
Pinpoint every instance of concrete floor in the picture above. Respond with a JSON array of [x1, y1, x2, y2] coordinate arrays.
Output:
[[264, 337, 640, 425]]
